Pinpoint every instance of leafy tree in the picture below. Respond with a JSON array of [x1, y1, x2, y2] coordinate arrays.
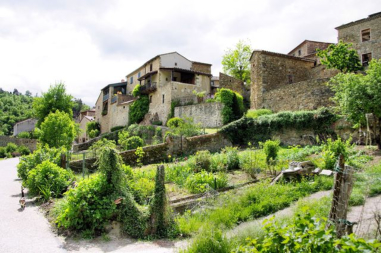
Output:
[[72, 98, 90, 119], [25, 90, 32, 97], [221, 40, 252, 84], [328, 59, 381, 148], [317, 40, 363, 73], [86, 121, 100, 139], [38, 110, 78, 149], [33, 83, 74, 126]]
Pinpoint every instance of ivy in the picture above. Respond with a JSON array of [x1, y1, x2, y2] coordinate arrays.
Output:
[[220, 107, 337, 145], [215, 88, 245, 124], [129, 95, 149, 125]]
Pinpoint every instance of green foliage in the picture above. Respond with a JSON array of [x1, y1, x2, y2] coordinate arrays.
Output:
[[110, 125, 124, 132], [132, 84, 141, 97], [234, 212, 380, 253], [121, 136, 144, 150], [38, 110, 78, 149], [89, 138, 116, 154], [328, 59, 381, 148], [135, 146, 145, 167], [185, 171, 228, 193], [223, 146, 240, 170], [169, 117, 201, 137], [17, 131, 32, 138], [33, 83, 74, 126], [168, 100, 180, 119], [221, 40, 252, 84], [118, 130, 129, 147], [26, 161, 74, 200], [0, 147, 6, 158], [167, 117, 184, 128], [215, 88, 245, 124], [0, 89, 34, 135], [261, 140, 280, 164], [72, 98, 90, 119], [317, 40, 363, 73], [5, 142, 17, 153], [181, 228, 231, 253], [86, 121, 100, 138], [153, 127, 162, 144], [220, 107, 337, 145], [246, 109, 272, 119], [17, 145, 31, 156], [129, 95, 149, 124], [17, 145, 66, 182], [176, 178, 333, 235], [194, 150, 212, 172], [321, 138, 353, 169]]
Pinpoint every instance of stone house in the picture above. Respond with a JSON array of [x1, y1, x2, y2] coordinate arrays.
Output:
[[250, 13, 381, 112], [336, 12, 381, 67], [95, 52, 212, 134], [210, 72, 250, 101], [13, 118, 37, 136], [95, 81, 136, 133], [77, 110, 96, 143]]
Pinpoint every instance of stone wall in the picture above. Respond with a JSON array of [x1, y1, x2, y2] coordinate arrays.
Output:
[[174, 102, 224, 128], [261, 78, 334, 112], [250, 51, 315, 109], [0, 136, 37, 151], [191, 62, 212, 74], [218, 73, 250, 100]]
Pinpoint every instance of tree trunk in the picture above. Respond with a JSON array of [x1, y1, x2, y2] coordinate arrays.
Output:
[[378, 117, 381, 149]]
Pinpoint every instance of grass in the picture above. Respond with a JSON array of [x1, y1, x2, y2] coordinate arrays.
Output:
[[204, 128, 219, 134]]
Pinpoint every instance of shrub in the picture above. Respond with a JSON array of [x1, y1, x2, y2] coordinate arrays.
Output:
[[246, 109, 272, 119], [322, 137, 353, 170], [118, 130, 130, 147], [26, 161, 74, 200], [129, 177, 155, 204], [153, 127, 162, 144], [194, 150, 212, 172], [185, 171, 228, 193], [17, 131, 31, 138], [170, 117, 201, 137], [132, 84, 141, 97], [17, 145, 65, 182], [89, 138, 116, 153], [223, 146, 240, 170], [5, 142, 17, 154], [111, 125, 124, 132], [167, 117, 184, 128], [261, 140, 280, 164], [0, 147, 6, 158], [86, 121, 100, 139], [129, 95, 149, 124], [181, 228, 231, 253], [17, 145, 31, 156], [215, 88, 245, 124], [121, 136, 144, 150], [88, 129, 99, 139]]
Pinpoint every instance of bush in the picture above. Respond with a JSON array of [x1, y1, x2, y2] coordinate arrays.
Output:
[[88, 129, 99, 139], [185, 171, 228, 193], [17, 145, 65, 182], [111, 126, 124, 132], [223, 146, 240, 170], [129, 95, 149, 124], [220, 107, 337, 145], [167, 117, 184, 128], [246, 109, 272, 119], [5, 142, 17, 154], [194, 150, 212, 172], [261, 140, 280, 164], [129, 177, 155, 204], [0, 147, 6, 158], [121, 136, 144, 150], [26, 161, 74, 200], [215, 88, 245, 124], [17, 131, 31, 138], [181, 228, 231, 253], [17, 145, 31, 156], [170, 117, 201, 137], [322, 138, 353, 170], [89, 138, 116, 153]]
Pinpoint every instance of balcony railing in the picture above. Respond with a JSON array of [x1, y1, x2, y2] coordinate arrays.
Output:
[[103, 93, 109, 102], [140, 82, 157, 94], [111, 95, 118, 104]]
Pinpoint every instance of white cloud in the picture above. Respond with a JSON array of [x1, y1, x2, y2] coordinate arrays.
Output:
[[0, 0, 379, 106]]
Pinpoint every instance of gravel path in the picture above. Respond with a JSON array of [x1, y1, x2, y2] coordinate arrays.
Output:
[[0, 158, 65, 253]]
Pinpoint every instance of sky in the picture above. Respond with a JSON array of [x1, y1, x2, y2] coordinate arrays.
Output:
[[0, 0, 379, 106]]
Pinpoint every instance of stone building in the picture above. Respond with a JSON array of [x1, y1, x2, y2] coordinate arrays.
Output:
[[77, 109, 96, 143], [250, 12, 381, 112], [210, 73, 250, 100], [13, 118, 37, 136], [95, 52, 212, 134], [336, 12, 381, 67]]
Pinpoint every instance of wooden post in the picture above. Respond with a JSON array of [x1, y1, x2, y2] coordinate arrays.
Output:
[[82, 152, 86, 179], [328, 154, 354, 238], [61, 153, 66, 169]]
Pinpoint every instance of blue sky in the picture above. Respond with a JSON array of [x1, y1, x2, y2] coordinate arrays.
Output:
[[0, 0, 379, 106]]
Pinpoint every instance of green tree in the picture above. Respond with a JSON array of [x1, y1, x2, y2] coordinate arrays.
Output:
[[221, 40, 252, 84], [38, 110, 78, 149], [317, 40, 363, 73], [328, 59, 381, 148], [33, 83, 74, 126], [72, 98, 90, 118]]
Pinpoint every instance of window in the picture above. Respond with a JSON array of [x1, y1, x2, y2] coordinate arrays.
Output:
[[162, 94, 165, 104], [150, 95, 152, 103], [175, 62, 177, 66], [150, 64, 153, 71], [362, 53, 372, 66], [130, 76, 133, 84], [211, 81, 214, 86], [361, 29, 370, 42], [287, 75, 294, 84], [138, 72, 141, 78], [298, 50, 301, 56]]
